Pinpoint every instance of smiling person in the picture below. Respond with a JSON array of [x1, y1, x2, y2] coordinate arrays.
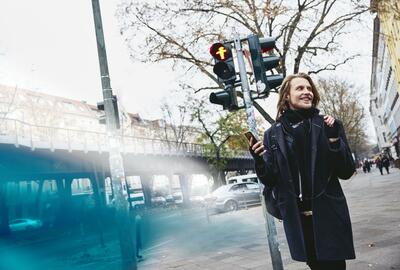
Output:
[[250, 73, 356, 270]]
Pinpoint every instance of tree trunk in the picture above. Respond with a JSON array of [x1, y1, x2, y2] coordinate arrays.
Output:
[[90, 173, 106, 248], [211, 169, 225, 190], [140, 175, 153, 208]]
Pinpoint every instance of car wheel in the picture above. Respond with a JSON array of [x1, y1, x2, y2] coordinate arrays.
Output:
[[224, 200, 238, 212]]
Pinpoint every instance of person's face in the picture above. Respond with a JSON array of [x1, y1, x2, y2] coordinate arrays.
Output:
[[287, 77, 314, 110]]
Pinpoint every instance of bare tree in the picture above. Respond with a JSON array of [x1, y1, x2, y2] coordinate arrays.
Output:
[[117, 0, 369, 92], [317, 77, 368, 157], [189, 96, 248, 188], [156, 101, 195, 151]]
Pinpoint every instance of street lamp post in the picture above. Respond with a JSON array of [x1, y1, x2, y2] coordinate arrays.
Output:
[[90, 1, 137, 269], [233, 34, 284, 270]]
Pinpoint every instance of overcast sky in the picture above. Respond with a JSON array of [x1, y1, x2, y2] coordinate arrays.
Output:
[[0, 0, 182, 119], [0, 0, 376, 140]]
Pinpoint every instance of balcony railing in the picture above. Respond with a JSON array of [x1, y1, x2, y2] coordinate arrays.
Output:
[[0, 118, 251, 159]]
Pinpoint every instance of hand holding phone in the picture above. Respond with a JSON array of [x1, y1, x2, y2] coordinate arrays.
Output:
[[244, 131, 265, 157], [244, 131, 258, 146]]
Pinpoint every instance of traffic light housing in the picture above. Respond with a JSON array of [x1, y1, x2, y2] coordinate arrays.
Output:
[[96, 95, 120, 129], [97, 101, 106, 125], [209, 84, 238, 111], [111, 95, 121, 130], [209, 42, 238, 111], [248, 34, 283, 96]]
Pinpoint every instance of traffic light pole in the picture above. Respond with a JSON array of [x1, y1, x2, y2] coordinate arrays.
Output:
[[91, 1, 137, 269], [233, 35, 284, 270]]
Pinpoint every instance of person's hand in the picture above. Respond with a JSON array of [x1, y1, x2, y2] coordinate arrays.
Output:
[[325, 124, 340, 143], [249, 137, 266, 159], [324, 115, 335, 127], [324, 115, 339, 143]]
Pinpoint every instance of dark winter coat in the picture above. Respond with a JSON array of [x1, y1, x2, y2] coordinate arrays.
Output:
[[382, 156, 390, 168], [257, 114, 356, 262]]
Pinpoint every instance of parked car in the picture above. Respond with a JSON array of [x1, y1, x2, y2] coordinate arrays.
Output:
[[165, 194, 175, 204], [9, 218, 42, 232], [226, 173, 261, 185], [172, 190, 183, 204], [205, 183, 262, 212], [151, 196, 167, 207]]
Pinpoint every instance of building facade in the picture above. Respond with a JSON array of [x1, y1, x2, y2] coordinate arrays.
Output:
[[0, 84, 203, 147], [371, 0, 400, 93], [370, 16, 400, 158]]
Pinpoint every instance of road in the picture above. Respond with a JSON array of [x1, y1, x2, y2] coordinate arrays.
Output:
[[138, 168, 400, 270], [0, 167, 399, 270]]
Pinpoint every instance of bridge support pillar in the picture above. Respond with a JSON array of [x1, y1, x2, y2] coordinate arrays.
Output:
[[167, 173, 175, 195], [178, 174, 191, 206], [140, 175, 153, 208], [0, 182, 10, 235], [90, 173, 106, 248], [55, 177, 74, 226]]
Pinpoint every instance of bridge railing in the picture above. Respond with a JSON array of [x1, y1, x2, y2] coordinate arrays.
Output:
[[0, 118, 252, 158]]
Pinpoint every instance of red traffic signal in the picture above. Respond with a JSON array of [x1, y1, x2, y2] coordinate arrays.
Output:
[[210, 43, 232, 61], [259, 37, 276, 53]]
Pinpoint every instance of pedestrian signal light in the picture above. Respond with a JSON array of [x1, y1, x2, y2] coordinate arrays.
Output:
[[210, 42, 236, 83], [210, 43, 231, 61]]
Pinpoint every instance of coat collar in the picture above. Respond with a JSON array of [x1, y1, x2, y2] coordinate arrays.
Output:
[[310, 115, 323, 188]]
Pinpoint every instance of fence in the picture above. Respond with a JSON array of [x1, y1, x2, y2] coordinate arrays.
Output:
[[0, 118, 251, 158]]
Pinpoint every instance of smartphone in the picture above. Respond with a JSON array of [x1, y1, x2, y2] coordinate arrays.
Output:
[[244, 131, 258, 143]]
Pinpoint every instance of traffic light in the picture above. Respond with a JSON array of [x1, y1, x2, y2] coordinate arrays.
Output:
[[97, 101, 106, 125], [209, 84, 238, 111], [96, 95, 120, 129], [209, 42, 238, 111], [209, 42, 236, 83], [248, 34, 283, 96], [111, 95, 121, 130]]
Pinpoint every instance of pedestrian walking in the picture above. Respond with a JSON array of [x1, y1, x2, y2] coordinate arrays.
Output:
[[362, 158, 370, 173], [250, 73, 355, 270], [376, 156, 384, 175], [382, 155, 390, 174], [135, 210, 143, 261]]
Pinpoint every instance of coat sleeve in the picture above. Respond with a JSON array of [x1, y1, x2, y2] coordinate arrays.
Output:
[[327, 120, 356, 180], [254, 128, 278, 188]]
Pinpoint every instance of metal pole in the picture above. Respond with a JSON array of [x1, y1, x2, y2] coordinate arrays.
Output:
[[233, 35, 284, 270], [90, 1, 137, 269]]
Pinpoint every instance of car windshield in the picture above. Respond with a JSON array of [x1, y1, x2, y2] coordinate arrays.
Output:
[[247, 183, 259, 189], [212, 185, 230, 195], [10, 219, 23, 224]]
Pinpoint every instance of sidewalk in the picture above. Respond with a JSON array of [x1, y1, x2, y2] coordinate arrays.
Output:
[[138, 168, 400, 270]]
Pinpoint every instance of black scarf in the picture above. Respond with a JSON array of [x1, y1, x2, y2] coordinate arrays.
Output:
[[280, 107, 319, 135], [280, 107, 319, 211]]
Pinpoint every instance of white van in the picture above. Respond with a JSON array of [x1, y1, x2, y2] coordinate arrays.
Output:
[[226, 173, 261, 185]]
